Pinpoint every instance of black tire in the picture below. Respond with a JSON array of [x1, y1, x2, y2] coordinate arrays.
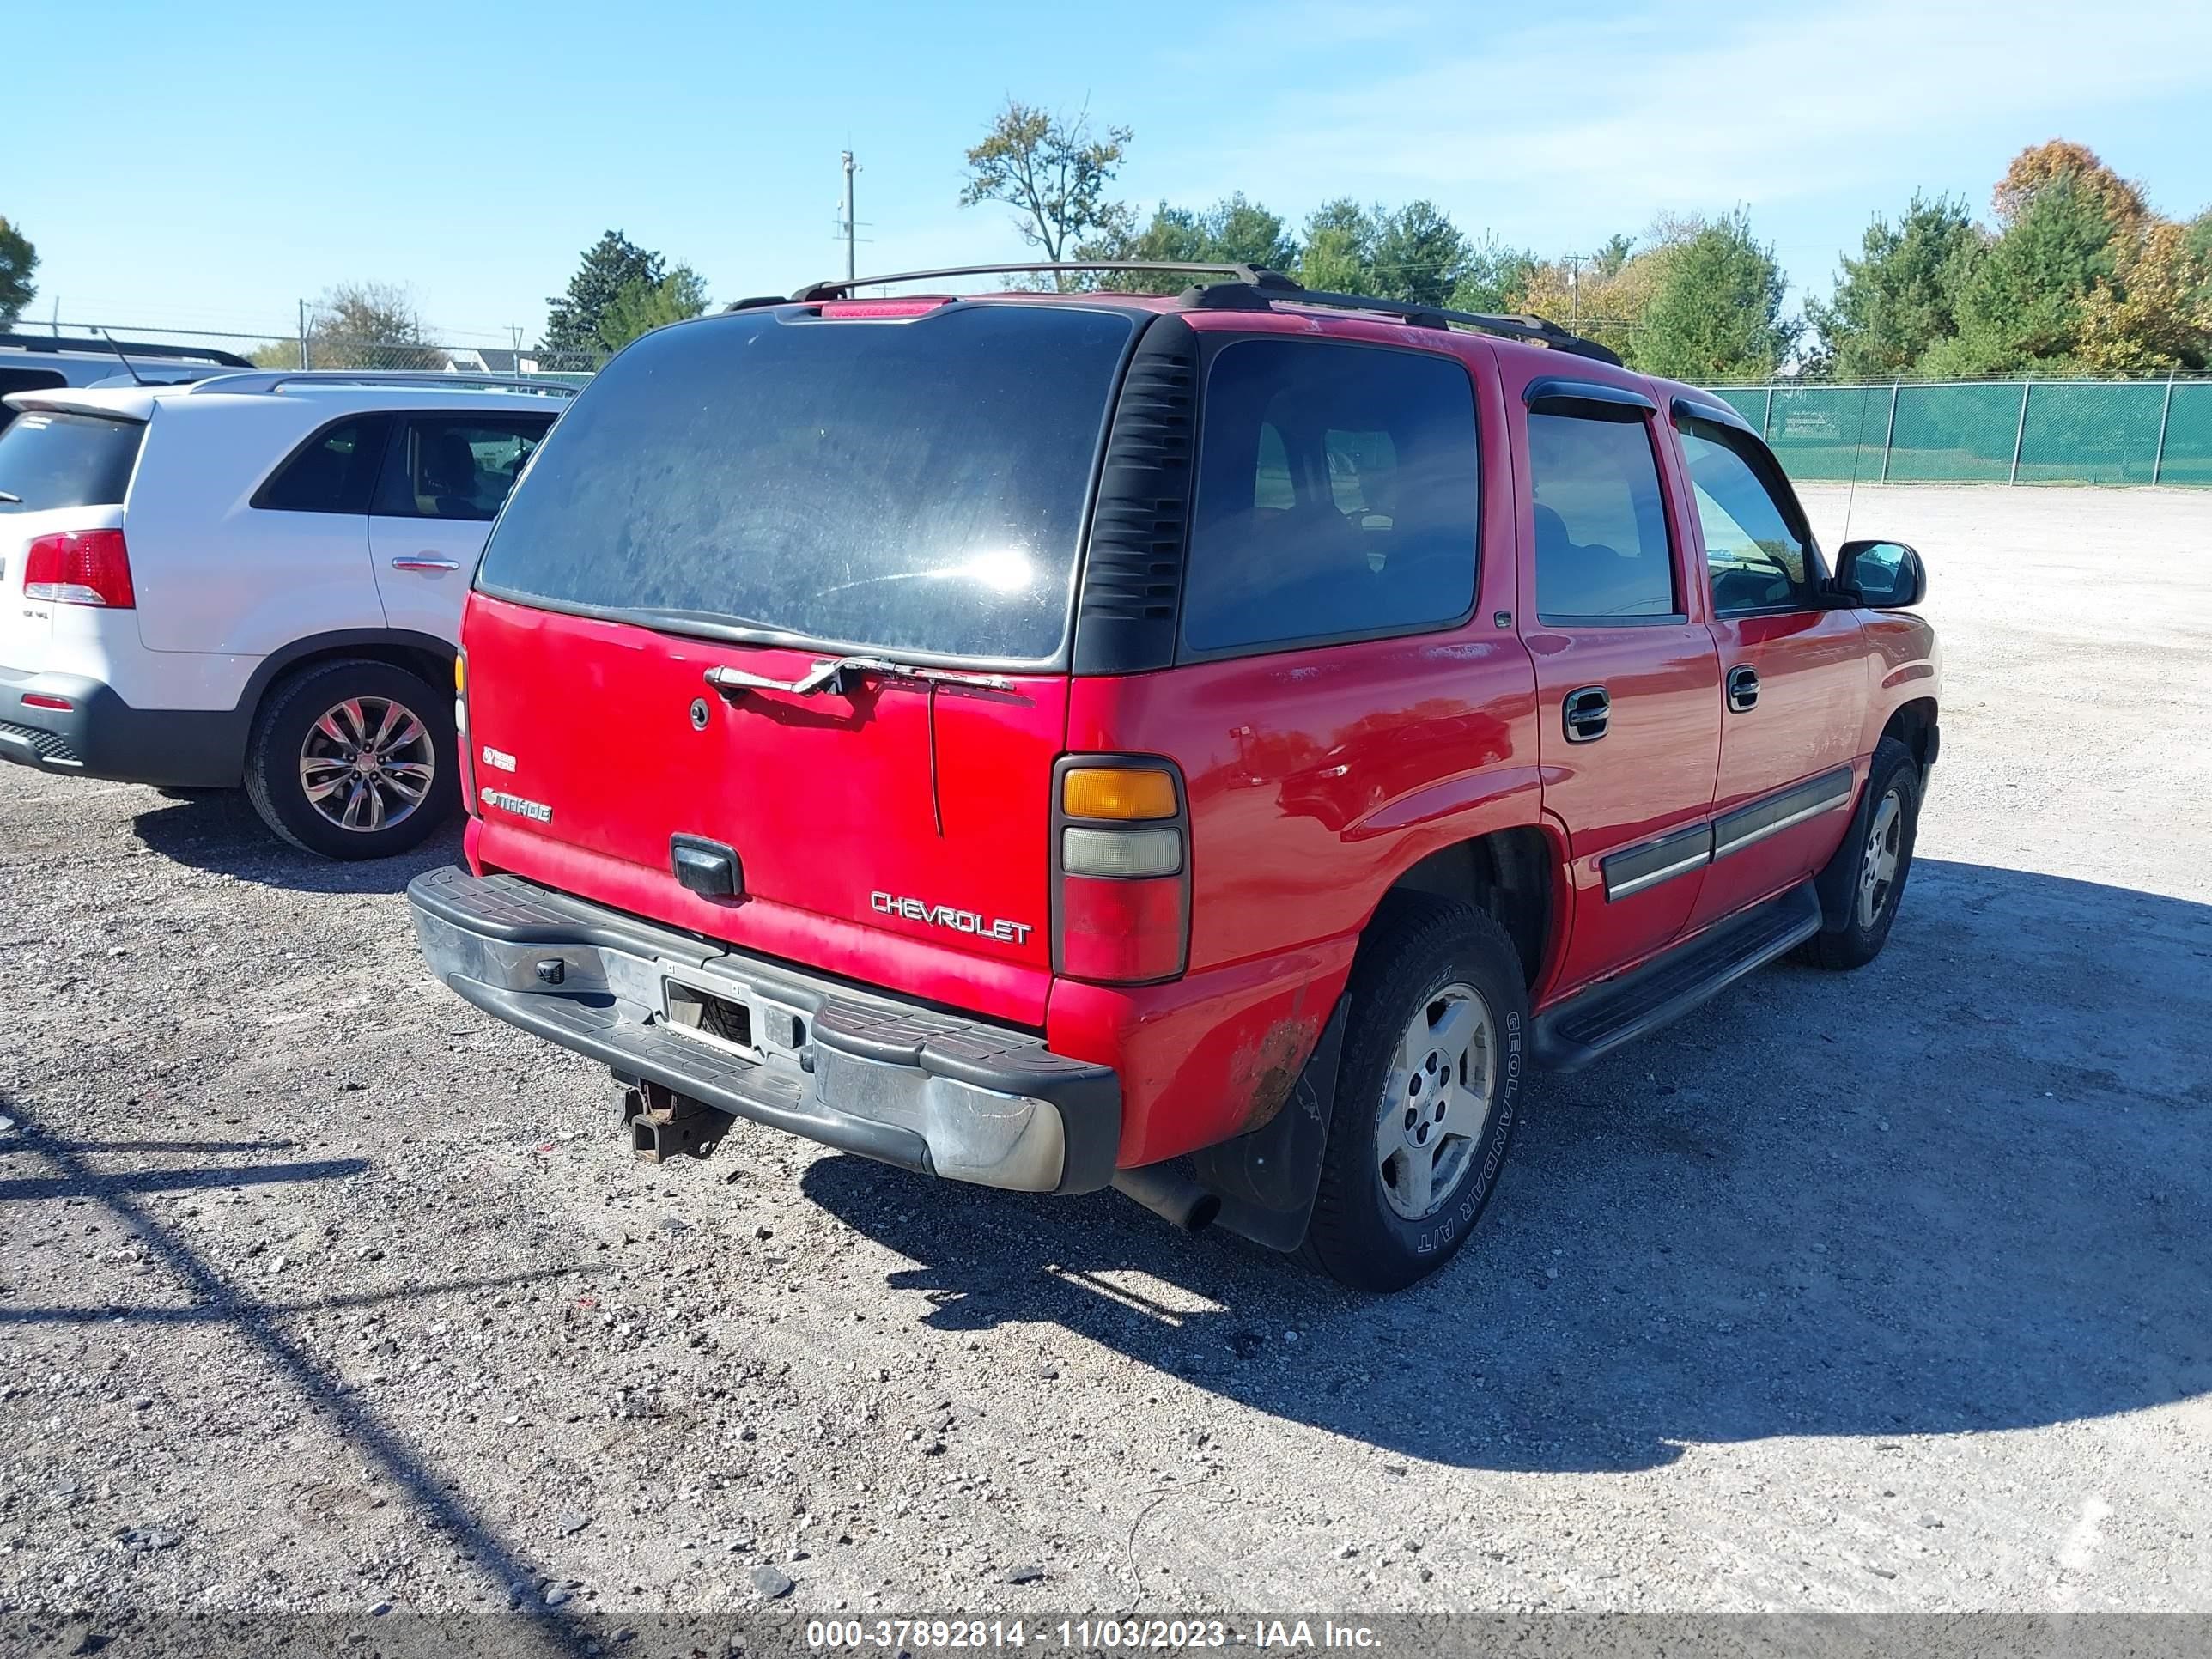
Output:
[[243, 658, 457, 861], [1803, 736, 1921, 971], [1299, 893, 1528, 1293]]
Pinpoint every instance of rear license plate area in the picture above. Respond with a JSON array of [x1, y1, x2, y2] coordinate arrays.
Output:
[[663, 979, 758, 1059]]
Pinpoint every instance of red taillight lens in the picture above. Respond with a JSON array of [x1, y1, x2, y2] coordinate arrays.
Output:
[[1058, 874, 1188, 982], [23, 529, 135, 608], [1053, 757, 1191, 985]]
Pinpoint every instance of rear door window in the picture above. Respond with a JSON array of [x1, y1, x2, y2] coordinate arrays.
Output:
[[0, 410, 147, 511], [374, 414, 553, 521], [477, 304, 1136, 663], [1181, 340, 1480, 656], [254, 415, 393, 515], [1527, 412, 1678, 621]]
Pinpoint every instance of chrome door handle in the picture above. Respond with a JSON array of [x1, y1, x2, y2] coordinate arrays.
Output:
[[390, 556, 461, 572], [1563, 684, 1610, 743], [1725, 665, 1760, 713]]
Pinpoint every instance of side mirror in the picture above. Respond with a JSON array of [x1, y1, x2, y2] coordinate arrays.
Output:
[[1835, 539, 1926, 609]]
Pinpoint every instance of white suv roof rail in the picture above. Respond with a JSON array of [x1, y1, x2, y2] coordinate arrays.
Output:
[[186, 369, 580, 398]]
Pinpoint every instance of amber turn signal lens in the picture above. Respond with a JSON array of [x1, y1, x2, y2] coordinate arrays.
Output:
[[453, 654, 466, 694], [1062, 766, 1176, 822]]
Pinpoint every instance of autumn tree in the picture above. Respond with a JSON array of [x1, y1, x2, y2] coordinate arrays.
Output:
[[1505, 220, 1700, 366], [2075, 221, 2212, 372], [1993, 140, 2148, 235], [1921, 175, 2116, 375], [961, 101, 1132, 283]]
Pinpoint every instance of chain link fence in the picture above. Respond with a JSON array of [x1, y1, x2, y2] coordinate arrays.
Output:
[[1711, 377, 2212, 488]]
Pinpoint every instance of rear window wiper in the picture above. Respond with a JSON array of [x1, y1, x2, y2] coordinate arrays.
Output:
[[0, 491, 21, 504], [706, 654, 1015, 700]]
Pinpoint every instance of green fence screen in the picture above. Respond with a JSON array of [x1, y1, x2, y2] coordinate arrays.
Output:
[[1707, 379, 2211, 487]]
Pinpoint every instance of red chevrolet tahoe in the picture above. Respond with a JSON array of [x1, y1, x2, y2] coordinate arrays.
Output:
[[408, 263, 1939, 1291]]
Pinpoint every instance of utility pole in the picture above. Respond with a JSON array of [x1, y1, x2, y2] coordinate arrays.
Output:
[[840, 150, 859, 283], [1567, 254, 1581, 325], [298, 299, 309, 369]]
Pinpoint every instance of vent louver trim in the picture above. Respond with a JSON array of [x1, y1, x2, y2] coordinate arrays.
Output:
[[1072, 317, 1200, 675]]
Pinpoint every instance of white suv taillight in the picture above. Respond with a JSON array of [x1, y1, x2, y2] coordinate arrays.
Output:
[[23, 529, 136, 608]]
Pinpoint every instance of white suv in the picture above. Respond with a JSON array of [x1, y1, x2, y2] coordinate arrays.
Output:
[[0, 370, 573, 858]]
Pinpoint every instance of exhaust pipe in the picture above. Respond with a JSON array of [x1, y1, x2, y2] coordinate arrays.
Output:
[[1112, 1164, 1221, 1234]]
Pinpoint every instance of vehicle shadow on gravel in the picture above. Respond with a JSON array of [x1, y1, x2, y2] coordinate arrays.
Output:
[[0, 1095, 600, 1655], [129, 789, 465, 895], [808, 857, 2212, 1474]]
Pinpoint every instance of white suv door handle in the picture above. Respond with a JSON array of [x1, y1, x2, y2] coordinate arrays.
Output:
[[390, 556, 461, 572]]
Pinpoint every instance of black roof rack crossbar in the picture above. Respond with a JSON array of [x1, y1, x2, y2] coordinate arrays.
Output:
[[775, 261, 1620, 365], [1182, 282, 1624, 365], [790, 261, 1301, 302]]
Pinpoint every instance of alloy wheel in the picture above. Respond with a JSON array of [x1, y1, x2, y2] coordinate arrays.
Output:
[[1376, 981, 1496, 1221], [297, 696, 436, 834], [1856, 788, 1904, 929]]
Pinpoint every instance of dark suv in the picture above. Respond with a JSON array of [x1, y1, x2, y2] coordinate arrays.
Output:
[[408, 262, 1938, 1291]]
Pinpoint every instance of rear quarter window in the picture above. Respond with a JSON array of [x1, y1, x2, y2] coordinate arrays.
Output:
[[254, 414, 394, 515], [1180, 339, 1480, 657], [0, 410, 147, 511]]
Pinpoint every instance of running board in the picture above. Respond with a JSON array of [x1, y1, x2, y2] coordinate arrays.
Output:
[[1531, 881, 1822, 1072]]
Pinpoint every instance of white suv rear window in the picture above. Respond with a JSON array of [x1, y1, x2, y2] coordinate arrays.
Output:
[[0, 411, 145, 512]]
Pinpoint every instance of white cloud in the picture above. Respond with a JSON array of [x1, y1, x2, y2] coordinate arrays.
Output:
[[1157, 0, 2212, 234]]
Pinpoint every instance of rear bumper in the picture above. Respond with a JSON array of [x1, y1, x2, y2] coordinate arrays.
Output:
[[0, 667, 245, 788], [406, 866, 1121, 1194]]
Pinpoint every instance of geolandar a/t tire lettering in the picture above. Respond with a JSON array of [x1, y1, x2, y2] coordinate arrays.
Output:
[[1299, 892, 1529, 1292]]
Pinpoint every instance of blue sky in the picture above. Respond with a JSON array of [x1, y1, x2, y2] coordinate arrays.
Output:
[[11, 0, 2212, 350]]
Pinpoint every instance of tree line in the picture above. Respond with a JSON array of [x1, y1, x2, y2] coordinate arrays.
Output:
[[6, 125, 2206, 386], [962, 106, 2212, 384], [234, 234, 712, 371]]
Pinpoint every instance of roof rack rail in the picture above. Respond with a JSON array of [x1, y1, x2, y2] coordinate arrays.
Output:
[[790, 261, 1300, 302], [781, 261, 1621, 365], [1, 331, 255, 368], [1177, 279, 1624, 365], [187, 369, 580, 398]]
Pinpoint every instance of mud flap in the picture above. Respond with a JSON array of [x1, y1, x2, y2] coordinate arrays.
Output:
[[1188, 994, 1348, 1253], [1811, 767, 1880, 934]]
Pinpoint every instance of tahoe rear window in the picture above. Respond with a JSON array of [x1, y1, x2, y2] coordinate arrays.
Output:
[[477, 304, 1137, 662], [0, 410, 147, 511]]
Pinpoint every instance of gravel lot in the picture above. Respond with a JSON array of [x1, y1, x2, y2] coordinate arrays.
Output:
[[2, 484, 2208, 1637]]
